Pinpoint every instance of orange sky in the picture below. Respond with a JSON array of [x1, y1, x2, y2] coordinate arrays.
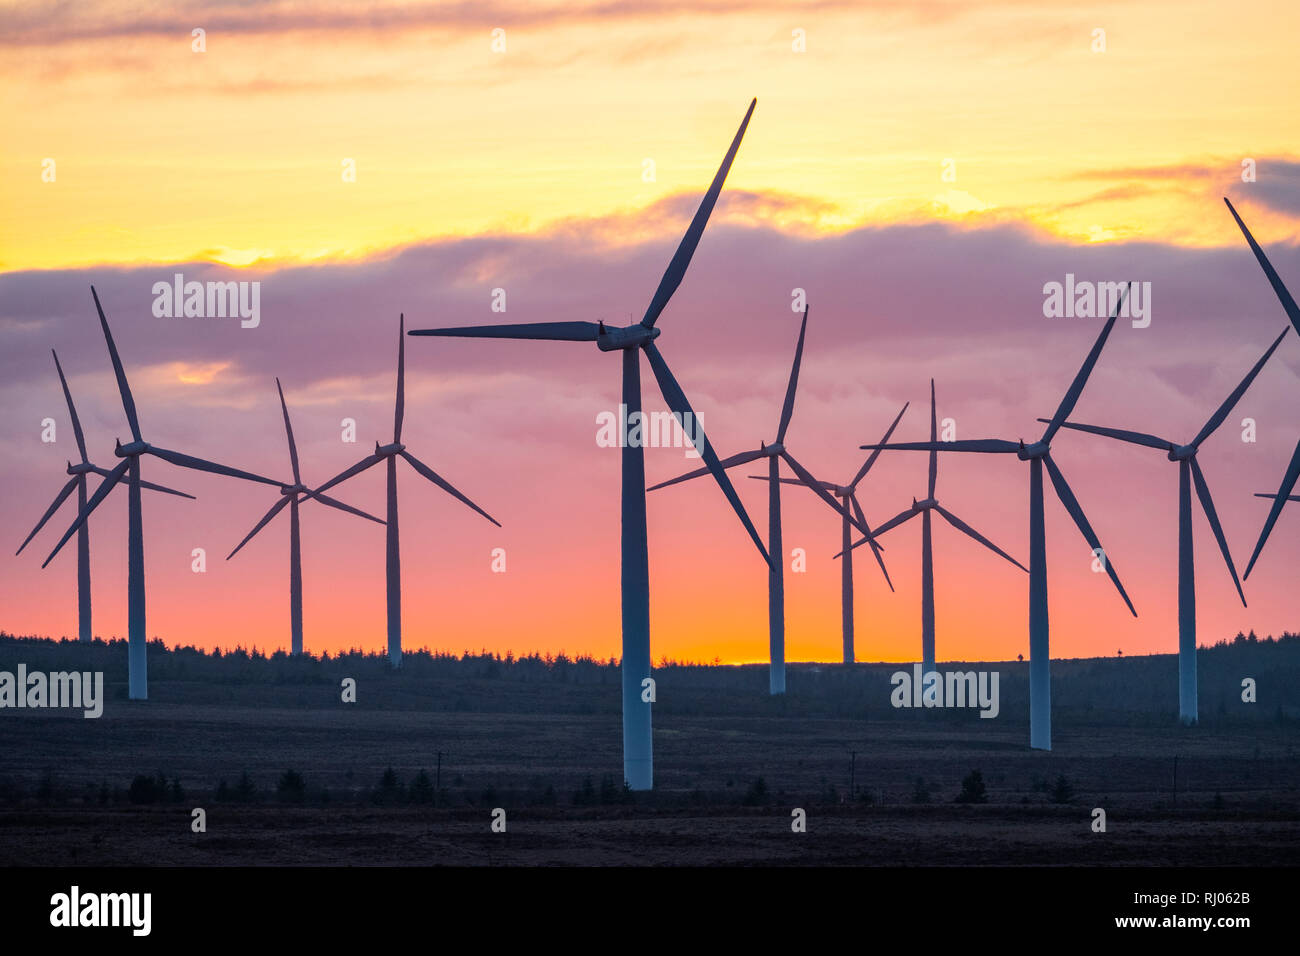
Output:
[[2, 0, 1298, 664]]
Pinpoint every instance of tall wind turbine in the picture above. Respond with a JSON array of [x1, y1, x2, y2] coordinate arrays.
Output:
[[648, 308, 882, 693], [1043, 326, 1288, 724], [307, 315, 500, 669], [42, 287, 285, 700], [17, 350, 193, 642], [841, 380, 1027, 674], [227, 378, 386, 655], [752, 404, 907, 664], [408, 100, 771, 790], [862, 291, 1138, 750], [1222, 197, 1300, 578]]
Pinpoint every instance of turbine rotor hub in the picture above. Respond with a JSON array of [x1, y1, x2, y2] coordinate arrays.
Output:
[[915, 497, 938, 510], [1017, 440, 1049, 461], [1168, 445, 1195, 461], [377, 442, 406, 457], [595, 323, 661, 352]]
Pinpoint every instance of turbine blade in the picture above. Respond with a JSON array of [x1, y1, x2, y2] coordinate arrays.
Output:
[[870, 506, 920, 539], [928, 379, 937, 498], [640, 99, 756, 329], [778, 450, 875, 545], [860, 438, 1019, 454], [933, 503, 1028, 572], [747, 475, 834, 488], [394, 314, 405, 443], [408, 321, 601, 341], [852, 494, 894, 590], [1189, 458, 1245, 607], [851, 401, 909, 489], [775, 307, 808, 443], [90, 464, 194, 498], [276, 377, 300, 484], [307, 453, 384, 497], [147, 445, 283, 487], [648, 447, 766, 492], [91, 286, 142, 442], [400, 450, 500, 527], [1224, 197, 1300, 335], [1190, 326, 1290, 450], [1034, 418, 1172, 451], [16, 477, 79, 555], [1041, 284, 1129, 444], [52, 351, 88, 463], [305, 491, 385, 525], [42, 459, 129, 568], [135, 476, 196, 499], [227, 495, 292, 560], [644, 341, 770, 566], [850, 492, 893, 590], [1243, 435, 1300, 579], [1254, 492, 1300, 502], [1043, 453, 1136, 616]]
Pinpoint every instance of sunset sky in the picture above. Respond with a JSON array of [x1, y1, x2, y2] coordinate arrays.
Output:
[[2, 0, 1298, 665]]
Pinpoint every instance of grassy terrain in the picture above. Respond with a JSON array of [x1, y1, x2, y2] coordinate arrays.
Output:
[[1, 632, 1297, 865]]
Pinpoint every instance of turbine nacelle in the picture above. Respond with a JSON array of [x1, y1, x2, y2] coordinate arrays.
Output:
[[914, 496, 938, 511], [66, 461, 96, 476], [376, 441, 406, 457], [1168, 444, 1197, 462], [595, 323, 661, 352], [115, 439, 149, 458], [1017, 440, 1049, 460], [280, 482, 308, 497], [761, 440, 784, 457]]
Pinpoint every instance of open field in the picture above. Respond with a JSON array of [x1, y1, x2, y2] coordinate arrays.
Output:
[[2, 634, 1298, 865]]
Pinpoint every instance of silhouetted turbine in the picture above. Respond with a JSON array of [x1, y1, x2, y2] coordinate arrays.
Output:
[[307, 315, 500, 669], [862, 289, 1138, 750], [843, 380, 1027, 674], [650, 308, 880, 692], [42, 288, 284, 699], [1042, 325, 1288, 724], [17, 350, 193, 642], [753, 404, 906, 664], [227, 378, 385, 655], [1223, 197, 1300, 577], [408, 100, 770, 790]]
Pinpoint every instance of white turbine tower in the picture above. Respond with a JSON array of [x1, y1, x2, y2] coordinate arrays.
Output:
[[227, 378, 386, 655], [841, 380, 1027, 675], [863, 291, 1138, 750], [43, 288, 286, 699], [18, 350, 194, 642], [408, 100, 771, 789], [1044, 327, 1288, 723], [306, 315, 500, 668], [648, 308, 883, 692]]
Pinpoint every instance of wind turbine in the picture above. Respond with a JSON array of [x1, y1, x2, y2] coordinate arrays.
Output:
[[408, 99, 771, 790], [226, 378, 386, 655], [1042, 326, 1288, 724], [1222, 197, 1300, 578], [307, 314, 500, 669], [862, 291, 1138, 750], [42, 287, 286, 700], [647, 308, 883, 692], [751, 404, 907, 664], [17, 350, 193, 642], [841, 380, 1027, 675]]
